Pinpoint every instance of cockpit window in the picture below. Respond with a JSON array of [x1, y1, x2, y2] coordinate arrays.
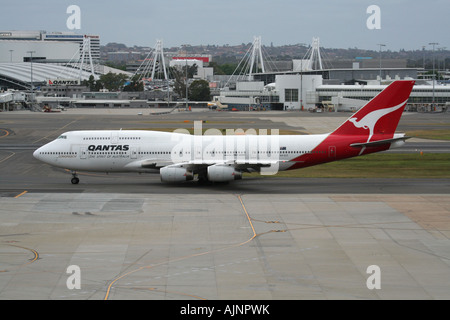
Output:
[[57, 135, 67, 139]]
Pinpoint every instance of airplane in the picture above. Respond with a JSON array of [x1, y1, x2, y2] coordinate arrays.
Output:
[[33, 80, 415, 185]]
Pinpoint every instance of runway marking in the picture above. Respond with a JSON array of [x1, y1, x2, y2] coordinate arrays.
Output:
[[103, 194, 258, 300], [32, 118, 84, 144], [237, 194, 257, 241], [133, 287, 207, 300], [0, 129, 10, 138], [6, 244, 39, 266], [14, 191, 27, 198], [0, 151, 15, 164]]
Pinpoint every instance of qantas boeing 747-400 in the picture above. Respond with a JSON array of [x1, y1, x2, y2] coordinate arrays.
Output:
[[33, 80, 415, 184]]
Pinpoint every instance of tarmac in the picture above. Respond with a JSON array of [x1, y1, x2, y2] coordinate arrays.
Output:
[[0, 108, 449, 300]]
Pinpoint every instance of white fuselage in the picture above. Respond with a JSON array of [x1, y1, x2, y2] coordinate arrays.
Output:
[[33, 130, 329, 174]]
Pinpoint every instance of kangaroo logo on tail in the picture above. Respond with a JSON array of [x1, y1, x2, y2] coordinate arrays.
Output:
[[348, 99, 408, 143]]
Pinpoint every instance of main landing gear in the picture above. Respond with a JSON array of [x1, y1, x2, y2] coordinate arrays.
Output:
[[71, 171, 80, 184]]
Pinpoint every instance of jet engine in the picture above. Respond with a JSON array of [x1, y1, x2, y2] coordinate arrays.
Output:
[[160, 166, 193, 182], [207, 165, 242, 182]]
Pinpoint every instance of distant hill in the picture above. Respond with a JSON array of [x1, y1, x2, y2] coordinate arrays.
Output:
[[101, 42, 449, 70]]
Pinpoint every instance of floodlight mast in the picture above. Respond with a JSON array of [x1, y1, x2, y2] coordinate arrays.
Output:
[[134, 39, 169, 85], [79, 36, 96, 82], [429, 42, 439, 109], [151, 40, 168, 81], [248, 36, 265, 81]]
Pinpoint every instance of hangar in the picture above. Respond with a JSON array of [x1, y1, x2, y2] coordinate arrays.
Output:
[[0, 62, 97, 90], [0, 62, 131, 91]]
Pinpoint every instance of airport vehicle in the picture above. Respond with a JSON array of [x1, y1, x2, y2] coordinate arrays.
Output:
[[33, 81, 415, 184]]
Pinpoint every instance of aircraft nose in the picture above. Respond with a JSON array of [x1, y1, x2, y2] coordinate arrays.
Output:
[[33, 147, 43, 160]]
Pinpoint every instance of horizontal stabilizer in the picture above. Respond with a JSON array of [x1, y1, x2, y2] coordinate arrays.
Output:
[[350, 136, 411, 148]]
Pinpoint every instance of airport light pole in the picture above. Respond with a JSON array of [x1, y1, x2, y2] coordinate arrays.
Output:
[[185, 59, 188, 110], [300, 59, 303, 112], [299, 43, 306, 112], [422, 46, 426, 70], [439, 47, 447, 73], [429, 42, 439, 110], [27, 50, 36, 111], [377, 44, 386, 85], [27, 51, 36, 92]]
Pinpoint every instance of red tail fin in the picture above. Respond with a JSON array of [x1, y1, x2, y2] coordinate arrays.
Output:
[[331, 80, 415, 141], [287, 81, 415, 170]]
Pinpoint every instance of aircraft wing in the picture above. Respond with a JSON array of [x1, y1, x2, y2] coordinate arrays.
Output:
[[140, 159, 172, 168], [127, 158, 305, 176], [125, 158, 173, 170], [172, 159, 279, 173]]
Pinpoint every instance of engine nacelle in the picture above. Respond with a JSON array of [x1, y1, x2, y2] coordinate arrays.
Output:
[[160, 166, 193, 183], [207, 165, 242, 182]]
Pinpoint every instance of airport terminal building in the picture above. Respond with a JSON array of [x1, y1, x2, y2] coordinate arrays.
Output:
[[212, 39, 450, 112], [214, 68, 450, 112], [0, 30, 100, 63]]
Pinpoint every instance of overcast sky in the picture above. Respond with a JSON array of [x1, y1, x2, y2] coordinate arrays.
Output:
[[1, 0, 449, 51]]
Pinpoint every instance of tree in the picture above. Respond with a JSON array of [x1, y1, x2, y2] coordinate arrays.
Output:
[[220, 63, 240, 75], [170, 64, 198, 98], [209, 62, 240, 75], [189, 80, 211, 101], [97, 72, 129, 91], [123, 74, 143, 91], [81, 75, 96, 91], [209, 62, 225, 75]]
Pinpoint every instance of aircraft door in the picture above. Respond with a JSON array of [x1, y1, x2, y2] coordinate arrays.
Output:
[[195, 145, 202, 161], [131, 147, 137, 159], [328, 146, 336, 158], [111, 132, 119, 144], [80, 147, 87, 159]]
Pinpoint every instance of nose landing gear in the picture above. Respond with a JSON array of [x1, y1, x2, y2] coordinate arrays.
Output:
[[71, 171, 80, 184]]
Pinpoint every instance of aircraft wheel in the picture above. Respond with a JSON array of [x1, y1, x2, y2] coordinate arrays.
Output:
[[71, 177, 80, 185]]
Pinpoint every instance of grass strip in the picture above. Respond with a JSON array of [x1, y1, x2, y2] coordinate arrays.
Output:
[[267, 153, 450, 179], [406, 129, 450, 141]]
